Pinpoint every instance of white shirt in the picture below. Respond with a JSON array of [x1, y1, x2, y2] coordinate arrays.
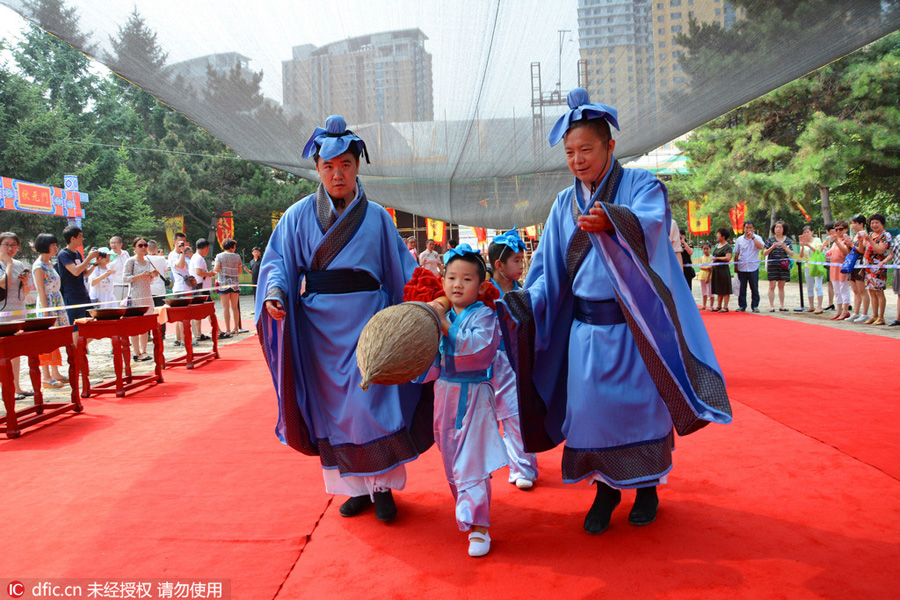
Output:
[[168, 250, 190, 292], [419, 249, 441, 276], [148, 255, 169, 297], [669, 220, 682, 266], [108, 249, 131, 286], [88, 266, 116, 306], [190, 252, 211, 291], [734, 234, 764, 272]]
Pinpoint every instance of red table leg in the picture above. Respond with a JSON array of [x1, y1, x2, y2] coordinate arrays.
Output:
[[123, 337, 134, 382], [1, 359, 19, 438], [79, 337, 92, 397], [28, 355, 44, 413], [152, 327, 164, 383], [184, 325, 195, 369], [66, 341, 82, 411], [111, 337, 125, 397], [210, 315, 220, 359]]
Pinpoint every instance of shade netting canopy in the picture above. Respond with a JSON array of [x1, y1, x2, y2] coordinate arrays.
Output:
[[4, 0, 899, 227]]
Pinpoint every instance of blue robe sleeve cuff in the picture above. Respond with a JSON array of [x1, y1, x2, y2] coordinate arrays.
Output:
[[265, 286, 287, 304]]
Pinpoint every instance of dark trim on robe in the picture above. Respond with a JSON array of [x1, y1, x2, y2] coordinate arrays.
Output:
[[257, 184, 434, 474], [602, 203, 732, 433], [498, 163, 731, 469], [562, 431, 675, 483]]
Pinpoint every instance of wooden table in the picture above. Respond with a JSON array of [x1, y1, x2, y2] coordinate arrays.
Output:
[[163, 302, 220, 369], [0, 325, 81, 439], [78, 313, 164, 398]]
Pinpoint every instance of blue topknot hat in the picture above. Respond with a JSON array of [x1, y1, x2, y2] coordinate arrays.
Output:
[[547, 88, 619, 147], [302, 115, 370, 163]]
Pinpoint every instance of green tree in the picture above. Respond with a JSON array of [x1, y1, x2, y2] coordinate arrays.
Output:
[[671, 30, 900, 231], [106, 7, 168, 140], [15, 0, 98, 129], [82, 148, 158, 244], [784, 34, 900, 222]]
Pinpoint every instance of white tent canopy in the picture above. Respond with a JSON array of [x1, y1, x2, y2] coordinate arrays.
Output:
[[3, 0, 898, 226]]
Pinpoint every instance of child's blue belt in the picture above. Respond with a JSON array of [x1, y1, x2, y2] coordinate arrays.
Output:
[[441, 367, 491, 429]]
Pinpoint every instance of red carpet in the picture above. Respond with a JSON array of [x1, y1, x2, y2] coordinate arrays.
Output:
[[2, 317, 898, 599]]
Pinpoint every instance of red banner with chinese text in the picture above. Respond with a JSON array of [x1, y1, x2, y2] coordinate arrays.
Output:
[[1, 176, 84, 218]]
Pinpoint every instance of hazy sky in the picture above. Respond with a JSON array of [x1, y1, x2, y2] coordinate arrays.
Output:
[[0, 0, 584, 120]]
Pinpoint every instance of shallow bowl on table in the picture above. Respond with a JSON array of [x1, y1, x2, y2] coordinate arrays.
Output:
[[122, 306, 150, 317], [190, 295, 210, 304], [0, 320, 25, 336], [88, 308, 127, 320], [164, 298, 193, 307], [20, 316, 58, 332]]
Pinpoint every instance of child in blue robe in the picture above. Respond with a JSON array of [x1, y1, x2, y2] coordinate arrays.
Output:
[[431, 245, 507, 557], [497, 89, 732, 535], [487, 229, 539, 490]]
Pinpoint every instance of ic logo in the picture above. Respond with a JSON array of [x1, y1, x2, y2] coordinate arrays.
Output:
[[7, 581, 24, 598]]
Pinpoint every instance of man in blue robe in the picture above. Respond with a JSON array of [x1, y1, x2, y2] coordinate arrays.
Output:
[[497, 89, 732, 534], [256, 115, 433, 522]]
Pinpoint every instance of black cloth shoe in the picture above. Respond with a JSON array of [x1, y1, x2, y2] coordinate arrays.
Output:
[[629, 486, 659, 526], [584, 482, 621, 534], [339, 495, 373, 517], [374, 490, 397, 522], [824, 304, 835, 311]]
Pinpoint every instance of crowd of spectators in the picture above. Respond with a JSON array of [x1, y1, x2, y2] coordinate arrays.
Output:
[[1, 226, 257, 397], [681, 215, 899, 327]]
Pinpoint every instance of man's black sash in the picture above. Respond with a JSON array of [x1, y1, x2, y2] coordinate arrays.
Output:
[[303, 270, 380, 296]]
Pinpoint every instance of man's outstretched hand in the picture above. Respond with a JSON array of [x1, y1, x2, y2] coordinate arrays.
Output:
[[265, 299, 286, 320], [577, 202, 614, 232]]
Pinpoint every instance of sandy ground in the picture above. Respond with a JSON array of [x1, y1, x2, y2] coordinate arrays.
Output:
[[2, 295, 259, 417], [689, 271, 900, 340]]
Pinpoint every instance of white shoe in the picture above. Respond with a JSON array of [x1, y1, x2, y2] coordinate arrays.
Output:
[[854, 314, 869, 323], [515, 478, 534, 490], [468, 530, 491, 557], [848, 313, 859, 322]]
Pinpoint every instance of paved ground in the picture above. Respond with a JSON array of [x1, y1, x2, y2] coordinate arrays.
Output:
[[690, 274, 900, 340]]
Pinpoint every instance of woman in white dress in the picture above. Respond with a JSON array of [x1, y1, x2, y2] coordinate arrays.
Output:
[[123, 237, 156, 362]]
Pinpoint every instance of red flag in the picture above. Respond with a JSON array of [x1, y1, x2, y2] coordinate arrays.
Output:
[[729, 202, 746, 235], [426, 218, 446, 244], [688, 201, 711, 236], [794, 201, 811, 222], [216, 211, 234, 249], [473, 227, 487, 244], [385, 207, 397, 226]]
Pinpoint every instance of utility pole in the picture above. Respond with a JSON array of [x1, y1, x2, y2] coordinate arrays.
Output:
[[557, 29, 572, 100]]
